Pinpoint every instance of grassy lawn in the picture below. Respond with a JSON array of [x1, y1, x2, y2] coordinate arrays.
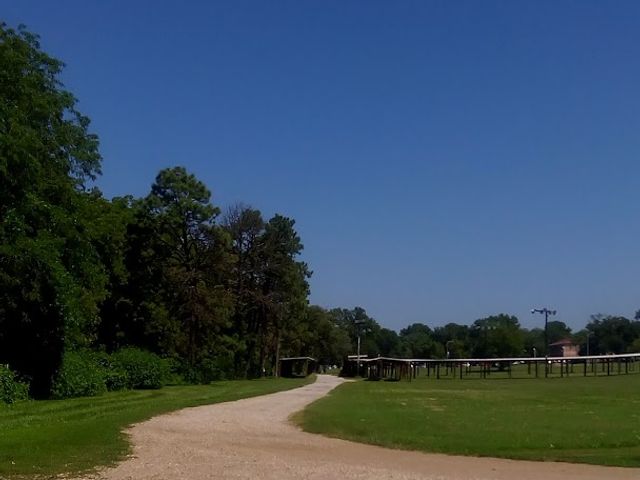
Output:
[[0, 376, 313, 478], [297, 374, 640, 467]]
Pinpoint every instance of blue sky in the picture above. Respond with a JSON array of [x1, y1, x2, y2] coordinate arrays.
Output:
[[5, 1, 640, 331]]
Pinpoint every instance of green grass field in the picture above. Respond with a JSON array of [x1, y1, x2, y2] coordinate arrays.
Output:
[[0, 377, 312, 478], [298, 374, 640, 467]]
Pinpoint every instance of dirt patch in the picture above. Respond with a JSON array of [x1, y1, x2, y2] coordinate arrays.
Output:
[[83, 375, 640, 480]]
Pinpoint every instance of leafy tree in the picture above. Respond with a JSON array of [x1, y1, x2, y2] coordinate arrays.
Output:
[[470, 314, 524, 358], [522, 328, 545, 357], [0, 24, 105, 397], [135, 167, 235, 378], [330, 307, 382, 357], [285, 306, 352, 366], [399, 323, 442, 358], [223, 204, 266, 376], [375, 328, 401, 356], [433, 323, 471, 358], [585, 315, 640, 354], [546, 320, 572, 344], [261, 214, 311, 375]]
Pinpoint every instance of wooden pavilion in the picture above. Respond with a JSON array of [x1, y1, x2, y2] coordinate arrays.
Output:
[[278, 357, 317, 378]]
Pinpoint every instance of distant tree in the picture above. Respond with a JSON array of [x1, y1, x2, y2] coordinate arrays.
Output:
[[433, 323, 471, 358], [375, 328, 401, 356], [546, 320, 572, 344], [522, 328, 545, 357], [585, 315, 640, 354], [288, 306, 352, 366], [399, 323, 442, 358], [329, 307, 381, 357], [470, 314, 524, 358]]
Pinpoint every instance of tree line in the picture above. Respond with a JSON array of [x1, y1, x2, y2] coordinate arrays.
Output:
[[0, 23, 324, 397], [1, 24, 639, 400], [340, 310, 640, 361]]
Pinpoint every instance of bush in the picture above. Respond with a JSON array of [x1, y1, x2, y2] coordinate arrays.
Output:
[[187, 356, 233, 384], [51, 350, 107, 399], [111, 348, 169, 389], [92, 353, 128, 392], [0, 365, 29, 404]]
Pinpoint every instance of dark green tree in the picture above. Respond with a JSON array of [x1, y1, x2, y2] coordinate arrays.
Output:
[[139, 167, 235, 377], [0, 24, 105, 396], [470, 314, 524, 358], [433, 323, 471, 358], [546, 320, 572, 344], [399, 323, 442, 358], [330, 307, 382, 357], [261, 214, 311, 376], [375, 328, 401, 356], [285, 305, 352, 367], [223, 204, 266, 376], [522, 328, 545, 357], [585, 315, 640, 354]]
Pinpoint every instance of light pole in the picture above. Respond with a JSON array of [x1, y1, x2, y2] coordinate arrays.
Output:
[[531, 308, 556, 357], [586, 331, 592, 356], [355, 318, 365, 376], [531, 308, 556, 377]]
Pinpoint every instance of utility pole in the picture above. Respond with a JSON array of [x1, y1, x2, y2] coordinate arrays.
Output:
[[531, 308, 557, 377], [355, 318, 365, 376]]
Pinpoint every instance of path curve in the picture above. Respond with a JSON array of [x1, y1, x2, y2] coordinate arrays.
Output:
[[90, 375, 640, 480]]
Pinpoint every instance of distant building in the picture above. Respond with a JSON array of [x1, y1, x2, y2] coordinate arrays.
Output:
[[549, 338, 580, 357]]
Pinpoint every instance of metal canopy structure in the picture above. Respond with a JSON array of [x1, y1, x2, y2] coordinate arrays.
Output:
[[343, 353, 640, 381], [278, 357, 317, 378]]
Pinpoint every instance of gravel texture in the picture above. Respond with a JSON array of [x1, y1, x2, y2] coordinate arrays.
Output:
[[87, 375, 639, 480]]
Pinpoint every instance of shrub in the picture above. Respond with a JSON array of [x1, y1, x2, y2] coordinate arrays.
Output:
[[111, 348, 169, 389], [0, 365, 29, 404], [93, 352, 129, 392], [190, 356, 232, 383], [51, 350, 107, 399]]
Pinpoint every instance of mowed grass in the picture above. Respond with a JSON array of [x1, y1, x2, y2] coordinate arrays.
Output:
[[298, 374, 640, 467], [0, 376, 313, 478]]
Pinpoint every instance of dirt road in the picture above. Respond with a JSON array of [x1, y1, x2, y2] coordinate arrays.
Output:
[[92, 375, 639, 480]]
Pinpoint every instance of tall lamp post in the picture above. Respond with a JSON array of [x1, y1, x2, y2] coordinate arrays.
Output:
[[531, 308, 556, 356], [355, 318, 365, 376]]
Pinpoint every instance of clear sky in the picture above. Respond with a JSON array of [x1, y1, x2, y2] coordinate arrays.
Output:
[[5, 1, 640, 331]]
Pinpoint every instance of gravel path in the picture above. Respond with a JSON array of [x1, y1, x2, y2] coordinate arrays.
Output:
[[91, 375, 639, 480]]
